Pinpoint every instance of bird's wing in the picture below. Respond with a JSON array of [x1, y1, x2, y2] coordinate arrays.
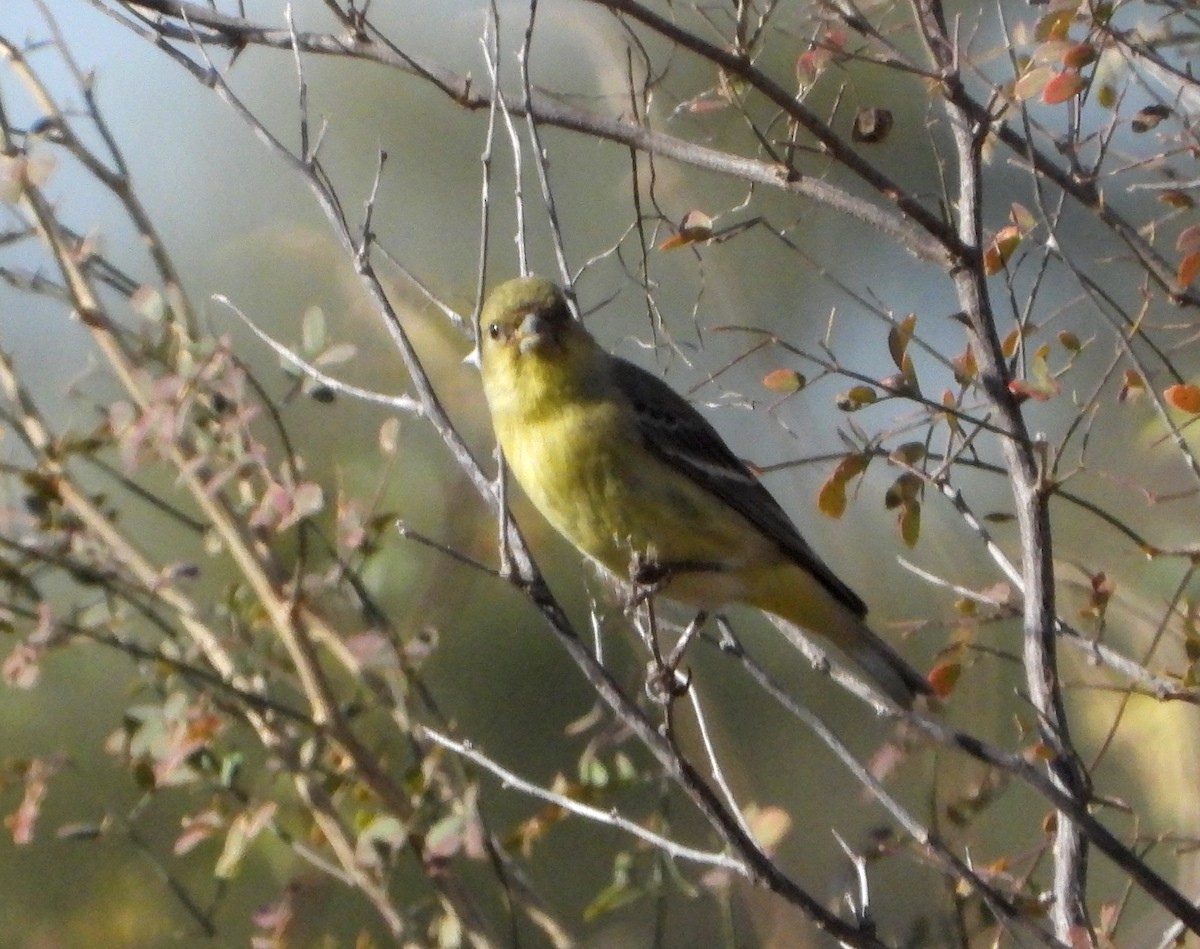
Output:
[[610, 357, 866, 617]]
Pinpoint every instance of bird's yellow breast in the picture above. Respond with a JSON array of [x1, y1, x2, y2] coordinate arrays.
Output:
[[492, 382, 781, 607]]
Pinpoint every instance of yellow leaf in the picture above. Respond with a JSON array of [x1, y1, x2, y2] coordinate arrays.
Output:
[[898, 499, 921, 547], [887, 313, 917, 370], [985, 226, 1021, 275], [817, 454, 870, 519], [817, 476, 847, 519]]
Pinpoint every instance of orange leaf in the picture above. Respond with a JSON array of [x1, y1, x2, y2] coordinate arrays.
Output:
[[658, 210, 713, 250], [1178, 251, 1200, 289], [762, 368, 805, 393], [1164, 383, 1200, 414], [986, 226, 1021, 275], [926, 661, 961, 699], [1042, 70, 1086, 105]]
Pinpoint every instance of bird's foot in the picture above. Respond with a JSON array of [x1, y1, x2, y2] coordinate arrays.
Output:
[[627, 554, 723, 608], [645, 659, 691, 704], [643, 610, 708, 704]]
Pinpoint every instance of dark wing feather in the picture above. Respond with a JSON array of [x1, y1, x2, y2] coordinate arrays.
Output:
[[610, 358, 866, 617]]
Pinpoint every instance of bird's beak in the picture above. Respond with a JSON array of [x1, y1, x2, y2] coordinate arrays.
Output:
[[516, 310, 550, 355]]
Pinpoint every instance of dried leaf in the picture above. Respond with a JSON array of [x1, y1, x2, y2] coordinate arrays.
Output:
[[1159, 190, 1193, 210], [1131, 103, 1171, 133], [852, 107, 893, 144]]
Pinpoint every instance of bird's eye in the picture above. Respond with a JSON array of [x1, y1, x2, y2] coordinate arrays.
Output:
[[488, 322, 501, 340]]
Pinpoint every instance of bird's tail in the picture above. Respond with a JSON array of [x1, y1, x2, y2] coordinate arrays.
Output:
[[752, 569, 931, 708], [838, 616, 932, 709]]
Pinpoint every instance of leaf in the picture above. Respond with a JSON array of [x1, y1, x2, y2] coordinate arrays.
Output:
[[1159, 190, 1194, 210], [215, 802, 277, 879], [884, 473, 921, 510], [887, 313, 917, 371], [898, 499, 921, 547], [1131, 103, 1171, 133], [835, 385, 878, 411], [1034, 9, 1073, 42], [658, 210, 713, 250], [174, 808, 224, 857], [796, 47, 834, 87], [379, 417, 401, 456], [950, 346, 977, 385], [313, 342, 357, 367], [852, 107, 893, 144], [743, 804, 792, 851], [301, 306, 326, 354], [817, 453, 870, 519], [762, 368, 806, 393], [584, 853, 643, 921], [926, 661, 961, 698], [131, 285, 166, 322], [888, 442, 926, 466], [1009, 202, 1037, 232], [1178, 251, 1200, 289], [1117, 369, 1144, 403], [1164, 383, 1200, 414], [1042, 70, 1086, 105], [1061, 42, 1096, 69], [985, 225, 1022, 275], [1177, 225, 1200, 256], [1013, 65, 1054, 101]]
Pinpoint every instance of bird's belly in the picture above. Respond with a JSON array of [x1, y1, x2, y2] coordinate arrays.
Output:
[[511, 421, 777, 608]]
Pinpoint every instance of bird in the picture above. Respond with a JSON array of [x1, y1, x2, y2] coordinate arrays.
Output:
[[477, 276, 930, 707]]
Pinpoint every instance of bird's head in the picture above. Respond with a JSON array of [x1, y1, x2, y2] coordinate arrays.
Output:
[[477, 276, 607, 419], [479, 276, 576, 361]]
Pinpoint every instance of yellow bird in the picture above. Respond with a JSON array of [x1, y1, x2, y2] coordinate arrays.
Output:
[[478, 276, 930, 707]]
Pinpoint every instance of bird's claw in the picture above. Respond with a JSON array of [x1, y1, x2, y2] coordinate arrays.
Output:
[[645, 659, 691, 704]]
